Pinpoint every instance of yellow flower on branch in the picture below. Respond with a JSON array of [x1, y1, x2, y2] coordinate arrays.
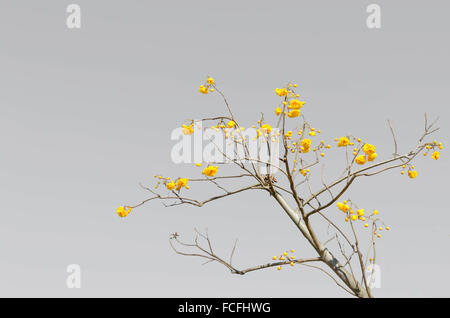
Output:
[[182, 124, 194, 135], [202, 166, 218, 177], [288, 99, 305, 110], [300, 138, 311, 153], [275, 107, 282, 116], [337, 137, 350, 147], [117, 206, 132, 218], [227, 121, 236, 128], [432, 151, 439, 160], [261, 124, 272, 134], [337, 202, 350, 212], [355, 155, 366, 165], [408, 170, 418, 179], [368, 153, 377, 162], [363, 143, 376, 155], [199, 85, 209, 94], [206, 77, 214, 85], [275, 88, 288, 96], [166, 181, 176, 190], [176, 178, 189, 190], [288, 109, 300, 118]]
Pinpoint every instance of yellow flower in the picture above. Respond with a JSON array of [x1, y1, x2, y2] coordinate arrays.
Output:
[[368, 153, 378, 162], [117, 206, 131, 218], [357, 209, 364, 216], [195, 163, 202, 167], [206, 77, 214, 85], [408, 170, 418, 179], [351, 215, 358, 221], [287, 109, 300, 118], [202, 165, 218, 177], [309, 131, 315, 136], [337, 202, 349, 213], [363, 143, 376, 155], [272, 256, 277, 260], [355, 155, 366, 165], [176, 178, 189, 190], [432, 151, 439, 160], [166, 181, 176, 190], [285, 130, 293, 138], [261, 124, 272, 134], [288, 99, 305, 110], [275, 88, 288, 96], [300, 138, 311, 153], [337, 137, 350, 147], [227, 121, 236, 128], [199, 85, 209, 94], [275, 107, 282, 116], [173, 178, 189, 191], [182, 124, 194, 135]]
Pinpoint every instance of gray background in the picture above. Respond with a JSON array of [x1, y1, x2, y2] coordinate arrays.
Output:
[[0, 0, 449, 297]]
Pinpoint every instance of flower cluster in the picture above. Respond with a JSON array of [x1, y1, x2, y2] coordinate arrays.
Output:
[[181, 124, 194, 135], [153, 175, 190, 191], [117, 206, 132, 218], [423, 140, 443, 159], [274, 83, 305, 119], [202, 165, 218, 177], [271, 249, 296, 270], [199, 77, 215, 94], [336, 200, 390, 238]]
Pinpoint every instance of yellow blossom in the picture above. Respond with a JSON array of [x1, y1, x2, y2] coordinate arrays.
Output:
[[368, 153, 378, 162], [166, 181, 176, 190], [182, 124, 194, 135], [288, 109, 301, 118], [275, 88, 288, 96], [176, 178, 189, 190], [355, 155, 366, 165], [117, 206, 132, 218], [432, 151, 439, 160], [199, 85, 209, 94], [275, 107, 282, 116], [408, 170, 418, 179], [337, 137, 350, 147], [337, 202, 350, 212], [363, 143, 376, 155], [227, 121, 236, 128], [261, 124, 272, 134], [288, 99, 305, 110], [202, 165, 218, 177], [206, 77, 214, 85]]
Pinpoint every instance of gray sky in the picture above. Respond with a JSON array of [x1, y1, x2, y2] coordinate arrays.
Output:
[[0, 0, 449, 297]]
